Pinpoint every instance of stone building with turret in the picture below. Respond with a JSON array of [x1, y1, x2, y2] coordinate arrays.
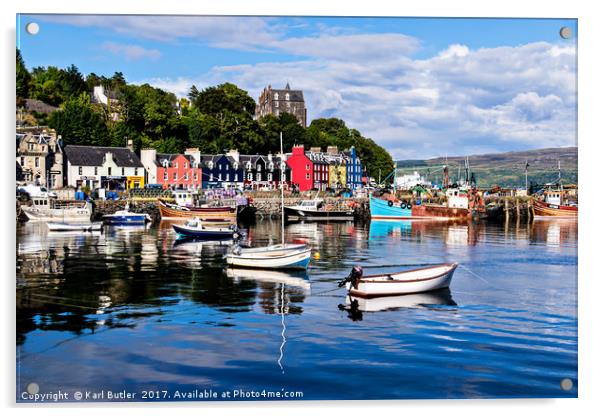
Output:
[[256, 83, 307, 127]]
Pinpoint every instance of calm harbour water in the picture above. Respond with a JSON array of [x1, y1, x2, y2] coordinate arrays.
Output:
[[16, 218, 577, 401]]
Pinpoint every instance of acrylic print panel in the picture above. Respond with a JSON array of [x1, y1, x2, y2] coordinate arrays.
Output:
[[16, 14, 577, 402]]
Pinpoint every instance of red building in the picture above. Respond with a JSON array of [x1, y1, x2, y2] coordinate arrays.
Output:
[[155, 153, 203, 189], [286, 145, 313, 191]]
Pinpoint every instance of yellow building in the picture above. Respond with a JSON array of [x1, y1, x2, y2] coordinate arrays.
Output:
[[126, 176, 145, 189], [328, 163, 347, 188]]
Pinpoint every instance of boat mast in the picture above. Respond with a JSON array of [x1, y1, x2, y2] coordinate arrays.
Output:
[[280, 131, 285, 246]]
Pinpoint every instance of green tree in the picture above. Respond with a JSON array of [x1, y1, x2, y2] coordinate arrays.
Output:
[[16, 49, 31, 101], [48, 92, 109, 146], [192, 83, 256, 117]]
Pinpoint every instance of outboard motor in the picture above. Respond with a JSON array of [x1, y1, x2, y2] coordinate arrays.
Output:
[[338, 265, 364, 288]]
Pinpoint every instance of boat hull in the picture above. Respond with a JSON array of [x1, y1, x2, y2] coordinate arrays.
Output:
[[369, 195, 476, 220], [226, 248, 311, 270], [172, 223, 234, 240], [369, 195, 412, 220], [158, 200, 236, 220], [22, 206, 92, 222], [284, 206, 354, 221], [533, 200, 578, 218], [347, 263, 457, 298]]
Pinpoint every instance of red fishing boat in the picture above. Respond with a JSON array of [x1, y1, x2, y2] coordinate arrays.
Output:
[[533, 190, 578, 218], [158, 199, 236, 220]]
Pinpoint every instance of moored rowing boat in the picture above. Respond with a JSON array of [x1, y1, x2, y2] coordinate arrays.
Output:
[[339, 263, 458, 298]]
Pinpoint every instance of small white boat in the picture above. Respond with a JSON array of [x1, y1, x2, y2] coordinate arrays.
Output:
[[339, 263, 458, 298], [226, 245, 311, 270], [232, 243, 307, 255], [172, 218, 237, 240], [47, 222, 103, 232]]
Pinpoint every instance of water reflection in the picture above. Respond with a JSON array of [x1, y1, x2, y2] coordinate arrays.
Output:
[[16, 217, 578, 399], [339, 288, 457, 321]]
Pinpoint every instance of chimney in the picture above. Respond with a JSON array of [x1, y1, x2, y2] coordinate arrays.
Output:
[[267, 152, 273, 162], [327, 146, 338, 155], [127, 139, 134, 151], [310, 147, 321, 153], [226, 149, 240, 163], [140, 148, 157, 169]]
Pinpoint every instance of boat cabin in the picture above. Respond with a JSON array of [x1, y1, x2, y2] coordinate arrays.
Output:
[[173, 190, 195, 207], [544, 191, 563, 206], [445, 188, 469, 209], [297, 199, 324, 211]]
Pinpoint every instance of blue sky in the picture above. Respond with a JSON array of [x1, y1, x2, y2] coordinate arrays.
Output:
[[17, 15, 577, 159]]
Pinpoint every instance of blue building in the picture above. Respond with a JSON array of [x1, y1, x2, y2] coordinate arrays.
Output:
[[344, 146, 363, 189]]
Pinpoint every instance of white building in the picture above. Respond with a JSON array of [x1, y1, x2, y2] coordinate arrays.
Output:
[[395, 171, 431, 190], [63, 141, 144, 190]]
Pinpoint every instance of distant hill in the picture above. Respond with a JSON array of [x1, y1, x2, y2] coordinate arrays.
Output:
[[396, 147, 577, 188]]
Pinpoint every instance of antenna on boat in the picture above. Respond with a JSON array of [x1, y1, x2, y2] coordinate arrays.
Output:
[[280, 131, 285, 246]]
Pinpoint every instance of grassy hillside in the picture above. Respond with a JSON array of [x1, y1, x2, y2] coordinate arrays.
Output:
[[396, 147, 577, 188]]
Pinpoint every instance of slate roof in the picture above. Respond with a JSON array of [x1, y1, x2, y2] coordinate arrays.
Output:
[[64, 145, 143, 167], [155, 153, 194, 167]]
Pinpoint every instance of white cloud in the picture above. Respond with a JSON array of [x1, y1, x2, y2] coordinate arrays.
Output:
[[34, 15, 576, 159], [102, 42, 161, 61], [140, 40, 575, 159]]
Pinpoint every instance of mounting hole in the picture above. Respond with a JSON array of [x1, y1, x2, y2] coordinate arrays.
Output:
[[560, 378, 573, 391], [26, 382, 40, 394], [25, 22, 40, 35], [559, 26, 572, 40]]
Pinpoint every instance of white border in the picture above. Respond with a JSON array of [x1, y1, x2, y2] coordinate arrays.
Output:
[[2, 1, 601, 415]]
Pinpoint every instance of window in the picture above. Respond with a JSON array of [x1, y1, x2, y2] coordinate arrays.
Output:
[[122, 168, 125, 176], [134, 168, 138, 176], [173, 172, 177, 180], [285, 93, 290, 100], [234, 174, 238, 181], [78, 166, 83, 175], [20, 157, 24, 166], [256, 173, 261, 181], [247, 173, 253, 181], [164, 172, 168, 181], [274, 92, 279, 100], [257, 164, 262, 171], [183, 162, 187, 168], [94, 167, 98, 175], [209, 174, 213, 181], [226, 174, 230, 181], [218, 174, 222, 181], [267, 173, 272, 181], [194, 172, 198, 181], [306, 173, 310, 180], [275, 101, 279, 108], [108, 167, 112, 175], [35, 157, 40, 168], [246, 162, 252, 170], [184, 172, 189, 180], [28, 143, 34, 151], [174, 162, 178, 169], [306, 164, 310, 170]]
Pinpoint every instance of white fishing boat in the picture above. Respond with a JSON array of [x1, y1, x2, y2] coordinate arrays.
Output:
[[47, 221, 103, 232], [338, 263, 458, 298], [22, 197, 92, 222], [284, 198, 354, 221], [226, 132, 311, 270]]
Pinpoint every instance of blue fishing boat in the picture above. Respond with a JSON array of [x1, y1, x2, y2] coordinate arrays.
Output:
[[172, 218, 237, 240], [103, 204, 152, 225], [369, 195, 412, 220]]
